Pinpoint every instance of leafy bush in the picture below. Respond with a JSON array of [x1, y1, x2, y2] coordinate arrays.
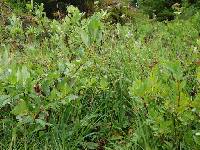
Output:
[[139, 0, 200, 21], [0, 3, 200, 149]]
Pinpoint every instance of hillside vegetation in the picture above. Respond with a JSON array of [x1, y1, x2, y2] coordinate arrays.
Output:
[[0, 1, 200, 149]]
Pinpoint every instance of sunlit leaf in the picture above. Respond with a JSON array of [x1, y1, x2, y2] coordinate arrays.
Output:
[[80, 29, 90, 47], [11, 100, 29, 116]]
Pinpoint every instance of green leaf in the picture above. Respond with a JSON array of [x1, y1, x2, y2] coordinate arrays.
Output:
[[129, 79, 148, 97], [85, 142, 98, 150], [194, 134, 200, 145], [80, 29, 90, 47], [35, 119, 48, 128], [21, 66, 30, 82], [96, 30, 103, 44], [88, 17, 102, 43], [165, 61, 183, 81], [11, 100, 29, 116], [0, 95, 11, 108], [88, 17, 100, 36], [100, 78, 108, 91]]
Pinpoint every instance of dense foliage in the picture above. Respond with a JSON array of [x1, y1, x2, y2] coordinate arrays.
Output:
[[139, 0, 200, 20], [0, 1, 200, 149]]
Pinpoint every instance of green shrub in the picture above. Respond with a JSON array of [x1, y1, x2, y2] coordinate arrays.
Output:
[[139, 0, 200, 21], [0, 3, 199, 150]]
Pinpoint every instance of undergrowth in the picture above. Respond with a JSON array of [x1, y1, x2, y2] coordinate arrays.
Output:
[[0, 3, 200, 150]]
